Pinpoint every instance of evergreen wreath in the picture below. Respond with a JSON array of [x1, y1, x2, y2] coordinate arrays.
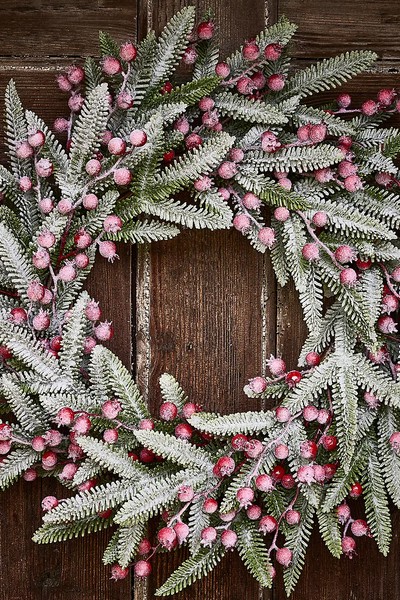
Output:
[[1, 7, 400, 596]]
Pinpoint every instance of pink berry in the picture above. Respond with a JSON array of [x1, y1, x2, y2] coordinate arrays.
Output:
[[309, 123, 327, 143], [297, 465, 315, 484], [274, 443, 289, 460], [16, 140, 34, 159], [337, 503, 351, 524], [285, 509, 301, 525], [108, 137, 126, 156], [68, 94, 84, 113], [32, 310, 50, 331], [94, 321, 114, 341], [56, 407, 75, 426], [340, 268, 358, 287], [361, 99, 378, 116], [219, 510, 236, 522], [237, 76, 255, 95], [233, 213, 251, 232], [10, 307, 27, 324], [215, 62, 230, 78], [300, 440, 318, 459], [33, 249, 50, 270], [337, 93, 351, 108], [60, 463, 78, 481], [182, 46, 198, 64], [378, 315, 398, 334], [213, 456, 235, 477], [203, 498, 218, 514], [267, 356, 286, 377], [389, 431, 400, 452], [377, 88, 395, 106], [218, 161, 237, 180], [344, 175, 363, 192], [303, 405, 318, 422], [375, 171, 393, 187], [199, 97, 215, 112], [338, 160, 357, 178], [382, 294, 399, 314], [138, 539, 152, 555], [275, 406, 291, 422], [57, 74, 72, 92], [117, 91, 134, 109], [0, 424, 11, 441], [27, 280, 45, 302], [98, 241, 118, 262], [103, 215, 122, 233], [351, 519, 369, 537], [244, 439, 264, 459], [197, 21, 215, 40], [42, 450, 58, 469], [101, 399, 122, 420], [158, 527, 177, 550], [31, 435, 46, 452], [248, 376, 267, 393], [267, 74, 285, 91], [247, 504, 262, 520], [259, 515, 277, 534], [243, 42, 260, 61], [75, 252, 89, 269], [302, 242, 320, 261], [85, 159, 102, 176], [258, 227, 276, 248], [38, 230, 56, 249], [305, 351, 320, 366], [278, 177, 292, 190], [120, 42, 137, 62], [236, 487, 254, 507], [364, 391, 380, 409], [251, 71, 266, 89], [335, 245, 356, 264], [274, 206, 290, 222], [19, 176, 32, 192], [159, 401, 178, 421], [73, 414, 92, 435], [174, 521, 190, 544], [315, 168, 334, 183], [111, 565, 129, 580], [23, 468, 37, 482], [175, 423, 193, 439], [58, 263, 77, 282], [28, 130, 46, 149], [194, 176, 212, 192], [113, 168, 131, 186], [255, 474, 274, 492], [129, 129, 147, 147], [322, 435, 338, 452], [134, 560, 151, 578], [103, 428, 119, 443], [102, 56, 121, 76], [85, 300, 102, 322], [264, 43, 282, 61], [261, 130, 280, 152], [38, 197, 54, 214], [138, 419, 154, 430], [53, 118, 69, 134], [177, 485, 194, 502], [74, 229, 92, 249], [82, 193, 99, 210], [221, 529, 237, 549], [41, 496, 58, 511], [242, 192, 261, 210], [200, 526, 217, 546], [341, 536, 356, 557], [182, 402, 198, 419], [57, 198, 73, 214], [312, 211, 328, 227], [44, 429, 62, 447]]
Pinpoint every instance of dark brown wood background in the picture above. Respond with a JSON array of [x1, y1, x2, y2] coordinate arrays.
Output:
[[0, 1, 399, 598]]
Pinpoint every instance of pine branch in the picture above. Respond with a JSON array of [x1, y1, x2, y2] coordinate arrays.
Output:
[[214, 93, 288, 125], [133, 430, 213, 470], [236, 521, 273, 588], [188, 410, 275, 435]]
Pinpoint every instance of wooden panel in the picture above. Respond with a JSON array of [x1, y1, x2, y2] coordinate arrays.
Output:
[[280, 0, 400, 60], [0, 5, 136, 57]]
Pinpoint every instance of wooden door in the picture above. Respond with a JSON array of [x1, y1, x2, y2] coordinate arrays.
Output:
[[0, 1, 399, 599]]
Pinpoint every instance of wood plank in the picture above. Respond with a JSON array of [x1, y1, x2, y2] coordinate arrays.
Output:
[[280, 0, 400, 60], [0, 7, 136, 57]]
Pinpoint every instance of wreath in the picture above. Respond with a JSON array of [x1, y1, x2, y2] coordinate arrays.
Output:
[[0, 7, 400, 596]]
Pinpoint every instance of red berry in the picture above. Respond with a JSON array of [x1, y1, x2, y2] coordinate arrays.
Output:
[[259, 515, 277, 534], [322, 435, 338, 452], [231, 434, 248, 451], [341, 536, 356, 557], [203, 498, 218, 514], [281, 474, 296, 489], [213, 456, 235, 477], [197, 21, 215, 40], [264, 43, 282, 61], [349, 482, 363, 498], [255, 473, 274, 492], [305, 351, 320, 367], [285, 370, 302, 387], [271, 465, 285, 481], [159, 401, 178, 421], [175, 423, 193, 440], [111, 565, 129, 580]]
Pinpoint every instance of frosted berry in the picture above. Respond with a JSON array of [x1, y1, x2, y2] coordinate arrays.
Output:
[[31, 435, 46, 452], [56, 407, 75, 426], [255, 474, 274, 493], [242, 192, 261, 210], [375, 171, 393, 187], [19, 176, 33, 192], [322, 435, 338, 451], [251, 71, 266, 89], [229, 147, 244, 162], [23, 468, 37, 482], [213, 456, 235, 478], [33, 249, 50, 270], [138, 539, 152, 555], [134, 560, 151, 578], [218, 161, 237, 180], [244, 439, 264, 459], [53, 117, 69, 133], [38, 229, 56, 249], [182, 46, 198, 64], [243, 42, 260, 61], [117, 91, 134, 109], [221, 529, 238, 549], [236, 76, 255, 95], [159, 401, 178, 421], [74, 229, 92, 249], [174, 521, 189, 544], [102, 56, 121, 76], [312, 211, 328, 228], [233, 213, 251, 232], [215, 62, 230, 78], [275, 407, 291, 423], [378, 315, 398, 334], [108, 137, 126, 156], [120, 42, 137, 62], [138, 418, 154, 430], [258, 227, 276, 248], [297, 465, 315, 484], [309, 123, 327, 143], [219, 510, 236, 522], [274, 443, 289, 460], [0, 424, 12, 441], [340, 268, 358, 287], [10, 307, 28, 324], [315, 168, 334, 183], [103, 428, 119, 444], [44, 429, 62, 447], [267, 356, 286, 377], [236, 486, 254, 507], [361, 99, 378, 116], [16, 141, 34, 159], [337, 93, 351, 108], [267, 74, 285, 91], [194, 176, 212, 192], [94, 321, 114, 341], [201, 526, 217, 546], [57, 74, 72, 92], [344, 174, 362, 192], [338, 160, 357, 178], [103, 215, 123, 233], [317, 408, 330, 424], [336, 503, 351, 524], [98, 241, 118, 262], [178, 485, 194, 502], [389, 431, 400, 452], [351, 519, 370, 537], [302, 242, 320, 261], [101, 399, 122, 420], [203, 498, 218, 514], [85, 300, 101, 322], [281, 474, 296, 489], [113, 167, 132, 186], [38, 197, 54, 214], [278, 177, 292, 191], [300, 440, 318, 460], [305, 351, 321, 366], [58, 263, 77, 282], [57, 198, 73, 214], [73, 414, 92, 435], [382, 294, 399, 313], [261, 130, 280, 152], [197, 20, 215, 39], [60, 463, 78, 481], [259, 515, 277, 534], [28, 130, 46, 148], [274, 206, 290, 222], [41, 496, 58, 511], [111, 565, 129, 580], [303, 405, 318, 422], [182, 402, 199, 419], [341, 536, 356, 557], [82, 193, 99, 210], [349, 482, 363, 498], [32, 310, 50, 331], [364, 391, 380, 409], [248, 376, 267, 393], [285, 509, 301, 525], [285, 370, 302, 387], [42, 451, 58, 469], [68, 94, 84, 112], [335, 245, 356, 264], [75, 252, 89, 269], [264, 43, 282, 61], [175, 423, 193, 439], [85, 159, 102, 176], [247, 504, 262, 520]]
